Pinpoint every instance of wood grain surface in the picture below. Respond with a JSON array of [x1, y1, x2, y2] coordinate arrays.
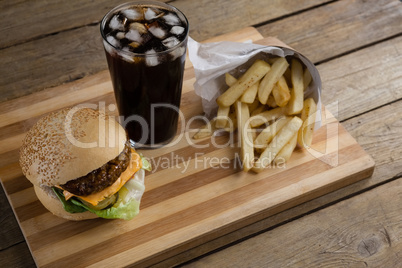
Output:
[[1, 0, 401, 267], [0, 0, 330, 103], [0, 28, 374, 267]]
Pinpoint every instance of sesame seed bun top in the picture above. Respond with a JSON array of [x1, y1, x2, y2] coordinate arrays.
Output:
[[19, 107, 127, 187]]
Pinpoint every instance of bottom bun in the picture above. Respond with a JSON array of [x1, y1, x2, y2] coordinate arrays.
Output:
[[34, 185, 98, 221]]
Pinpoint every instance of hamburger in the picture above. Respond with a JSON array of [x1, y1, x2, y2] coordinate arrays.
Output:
[[19, 107, 151, 221]]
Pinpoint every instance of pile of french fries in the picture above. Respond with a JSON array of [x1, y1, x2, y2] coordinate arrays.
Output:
[[193, 57, 318, 173]]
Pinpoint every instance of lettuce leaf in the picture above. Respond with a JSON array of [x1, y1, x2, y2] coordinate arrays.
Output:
[[70, 194, 140, 220], [52, 165, 147, 220], [52, 187, 87, 213]]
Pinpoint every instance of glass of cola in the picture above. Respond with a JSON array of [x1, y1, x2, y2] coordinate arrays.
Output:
[[100, 1, 189, 148]]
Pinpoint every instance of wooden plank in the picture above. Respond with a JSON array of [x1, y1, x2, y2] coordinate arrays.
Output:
[[172, 0, 331, 41], [0, 0, 328, 49], [0, 241, 36, 268], [319, 35, 402, 121], [0, 181, 25, 250], [257, 0, 402, 63], [0, 0, 167, 49], [0, 25, 107, 102], [342, 101, 402, 185], [184, 170, 402, 267]]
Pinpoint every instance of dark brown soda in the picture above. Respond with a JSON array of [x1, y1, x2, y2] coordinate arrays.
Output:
[[105, 50, 185, 145]]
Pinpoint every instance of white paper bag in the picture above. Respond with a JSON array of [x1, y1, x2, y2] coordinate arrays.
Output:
[[187, 37, 322, 129]]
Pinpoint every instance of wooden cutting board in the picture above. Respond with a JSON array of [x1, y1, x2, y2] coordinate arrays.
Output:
[[0, 27, 374, 267]]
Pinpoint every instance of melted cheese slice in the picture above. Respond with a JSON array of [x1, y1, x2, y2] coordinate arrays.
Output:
[[60, 150, 142, 206]]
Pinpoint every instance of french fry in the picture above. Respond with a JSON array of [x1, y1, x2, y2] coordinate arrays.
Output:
[[267, 57, 279, 65], [251, 104, 267, 116], [240, 80, 259, 103], [254, 116, 292, 152], [258, 57, 289, 104], [249, 107, 286, 128], [217, 60, 270, 107], [235, 101, 254, 171], [194, 56, 317, 173], [215, 105, 231, 128], [297, 98, 317, 147], [251, 128, 258, 141], [303, 68, 312, 90], [218, 110, 238, 133], [273, 76, 291, 107], [225, 73, 237, 87], [248, 98, 260, 114], [287, 59, 304, 115], [252, 116, 303, 172], [283, 67, 291, 87], [226, 110, 237, 132], [274, 133, 297, 164], [266, 94, 278, 108]]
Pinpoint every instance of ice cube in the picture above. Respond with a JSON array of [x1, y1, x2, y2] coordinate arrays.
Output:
[[130, 22, 148, 35], [146, 38, 166, 52], [121, 8, 143, 20], [149, 26, 166, 39], [170, 46, 186, 60], [163, 13, 181, 25], [141, 32, 153, 46], [109, 15, 124, 31], [144, 7, 163, 20], [106, 35, 120, 48], [116, 32, 125, 39], [120, 46, 135, 63], [145, 49, 159, 66], [103, 40, 115, 55], [125, 29, 143, 43], [162, 36, 180, 48], [170, 26, 185, 35]]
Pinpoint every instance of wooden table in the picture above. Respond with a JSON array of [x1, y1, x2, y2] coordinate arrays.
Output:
[[1, 0, 401, 267]]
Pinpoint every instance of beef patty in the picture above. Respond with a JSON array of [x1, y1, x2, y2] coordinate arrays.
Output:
[[60, 143, 131, 196]]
